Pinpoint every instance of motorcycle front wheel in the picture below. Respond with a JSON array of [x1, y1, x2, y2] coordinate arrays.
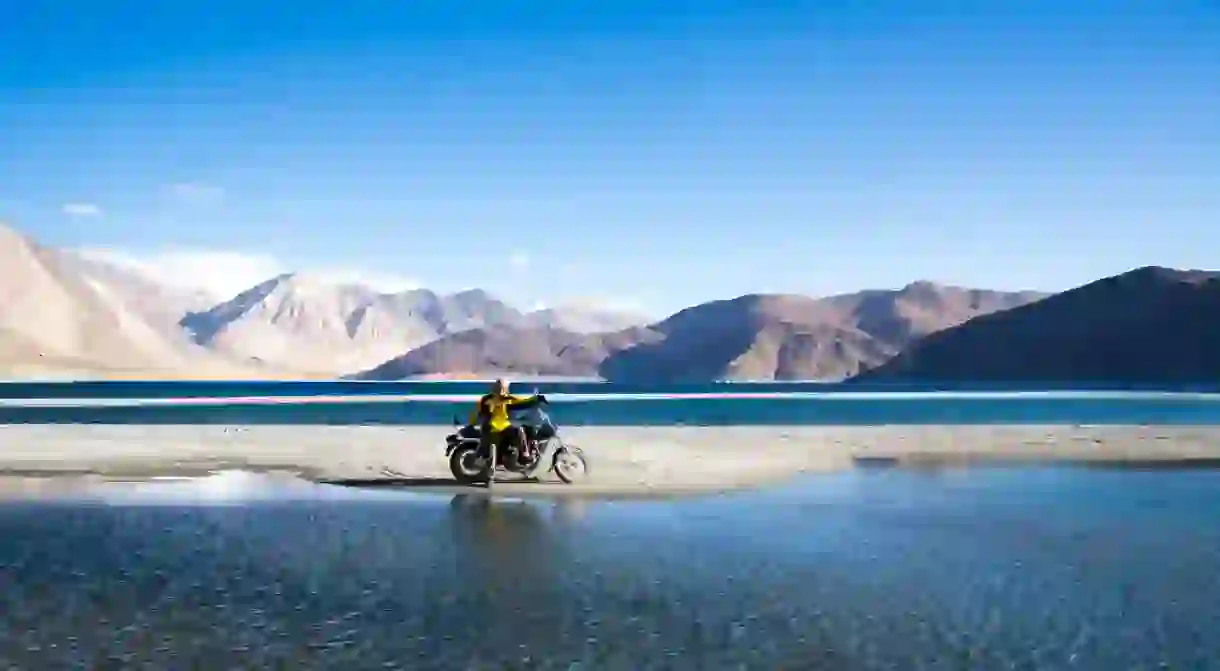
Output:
[[553, 446, 589, 484]]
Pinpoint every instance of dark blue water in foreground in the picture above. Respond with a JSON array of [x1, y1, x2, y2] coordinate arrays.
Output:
[[2, 467, 1218, 669]]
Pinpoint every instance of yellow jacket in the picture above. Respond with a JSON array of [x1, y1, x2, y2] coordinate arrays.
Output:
[[469, 393, 539, 433]]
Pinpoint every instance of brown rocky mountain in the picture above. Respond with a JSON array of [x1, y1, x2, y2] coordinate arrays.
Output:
[[179, 278, 647, 376], [853, 266, 1220, 384], [179, 277, 533, 375], [355, 325, 662, 379], [823, 281, 1047, 345], [596, 294, 879, 382], [354, 283, 1046, 381], [599, 285, 1043, 382]]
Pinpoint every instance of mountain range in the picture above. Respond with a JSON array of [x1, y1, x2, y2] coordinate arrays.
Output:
[[1, 221, 1214, 383], [356, 286, 1045, 381], [854, 266, 1220, 384]]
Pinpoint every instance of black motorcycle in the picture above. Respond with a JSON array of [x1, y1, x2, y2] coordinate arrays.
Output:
[[445, 400, 589, 485]]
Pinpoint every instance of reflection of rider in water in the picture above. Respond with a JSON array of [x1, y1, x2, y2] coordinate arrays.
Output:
[[447, 494, 584, 644], [448, 495, 556, 600], [469, 379, 544, 467]]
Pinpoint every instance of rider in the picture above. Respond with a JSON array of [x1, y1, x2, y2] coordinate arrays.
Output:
[[469, 378, 544, 469]]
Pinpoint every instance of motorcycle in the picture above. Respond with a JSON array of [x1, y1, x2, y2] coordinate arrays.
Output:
[[445, 398, 589, 485]]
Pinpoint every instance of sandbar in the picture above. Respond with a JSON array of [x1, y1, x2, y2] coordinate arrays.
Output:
[[1, 424, 1220, 499]]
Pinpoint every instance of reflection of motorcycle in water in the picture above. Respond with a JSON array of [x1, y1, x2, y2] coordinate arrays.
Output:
[[445, 494, 578, 655], [445, 399, 589, 484], [448, 494, 587, 528], [447, 494, 556, 585], [550, 498, 588, 525]]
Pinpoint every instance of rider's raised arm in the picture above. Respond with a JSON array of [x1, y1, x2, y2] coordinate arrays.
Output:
[[506, 394, 541, 409]]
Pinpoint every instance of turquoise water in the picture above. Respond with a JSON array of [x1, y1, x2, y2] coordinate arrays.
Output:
[[2, 381, 1220, 424], [3, 467, 1218, 668], [5, 394, 1220, 425], [4, 379, 1220, 399]]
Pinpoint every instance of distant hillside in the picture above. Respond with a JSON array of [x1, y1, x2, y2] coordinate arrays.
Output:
[[822, 281, 1047, 345], [598, 284, 1042, 382], [67, 251, 219, 344], [596, 294, 877, 382], [178, 277, 528, 374], [0, 222, 274, 378], [353, 325, 661, 379], [356, 283, 1045, 381], [853, 266, 1220, 384], [178, 274, 656, 375]]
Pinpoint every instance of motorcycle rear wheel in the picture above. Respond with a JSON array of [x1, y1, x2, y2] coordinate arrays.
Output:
[[449, 444, 487, 484]]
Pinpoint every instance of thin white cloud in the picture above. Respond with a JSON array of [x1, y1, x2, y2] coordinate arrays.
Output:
[[62, 202, 103, 218], [76, 248, 284, 299], [310, 269, 419, 293], [558, 296, 652, 315], [509, 250, 530, 271], [74, 248, 419, 300]]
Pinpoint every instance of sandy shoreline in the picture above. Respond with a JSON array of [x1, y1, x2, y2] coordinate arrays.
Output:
[[1, 424, 1219, 498]]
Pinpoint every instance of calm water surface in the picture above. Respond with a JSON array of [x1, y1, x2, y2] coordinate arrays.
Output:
[[3, 381, 1220, 424], [5, 380, 1220, 399], [2, 468, 1218, 669]]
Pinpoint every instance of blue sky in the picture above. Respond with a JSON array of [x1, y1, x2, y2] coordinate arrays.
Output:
[[2, 0, 1217, 314]]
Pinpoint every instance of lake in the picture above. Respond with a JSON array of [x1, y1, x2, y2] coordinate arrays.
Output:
[[2, 380, 1220, 425], [1, 467, 1217, 669]]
